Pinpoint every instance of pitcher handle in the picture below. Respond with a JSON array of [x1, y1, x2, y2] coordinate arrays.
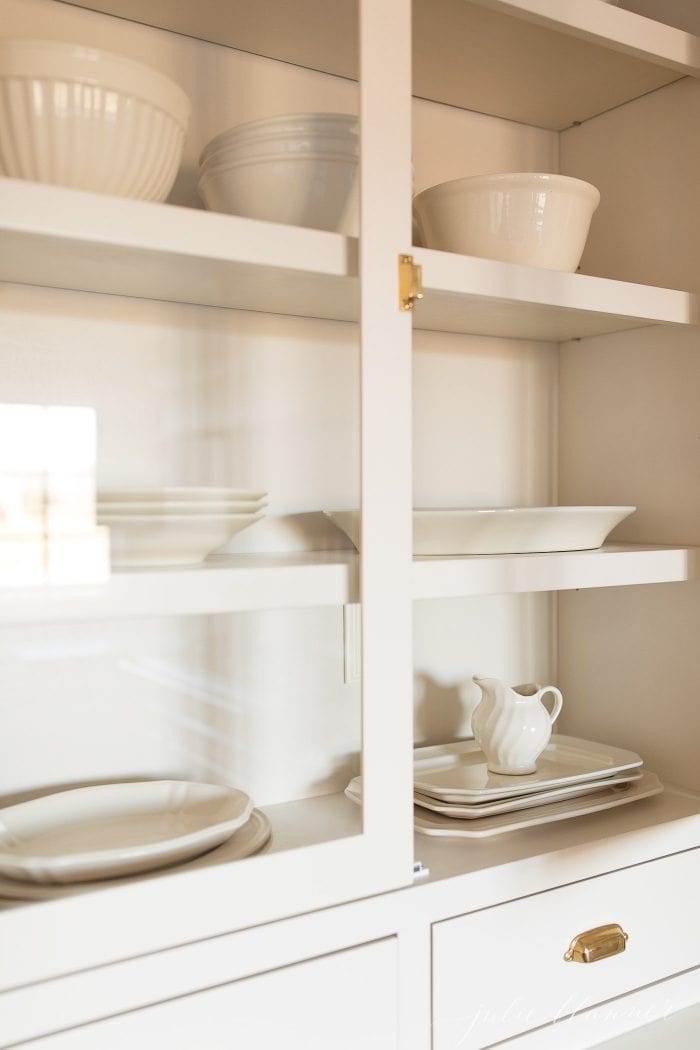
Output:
[[539, 686, 563, 725]]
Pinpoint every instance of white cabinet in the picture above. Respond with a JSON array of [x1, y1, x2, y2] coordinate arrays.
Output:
[[433, 849, 700, 1049], [1, 0, 700, 1047], [21, 939, 399, 1049]]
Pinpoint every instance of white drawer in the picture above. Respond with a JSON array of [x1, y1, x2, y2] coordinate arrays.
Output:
[[20, 938, 398, 1050], [433, 848, 700, 1050]]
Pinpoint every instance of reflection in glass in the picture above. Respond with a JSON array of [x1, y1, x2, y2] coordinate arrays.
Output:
[[0, 403, 109, 585]]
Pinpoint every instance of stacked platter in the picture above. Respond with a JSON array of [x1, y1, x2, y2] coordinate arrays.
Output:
[[98, 486, 268, 566], [345, 734, 662, 837], [0, 780, 272, 900]]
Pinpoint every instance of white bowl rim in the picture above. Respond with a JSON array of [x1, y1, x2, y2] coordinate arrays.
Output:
[[200, 113, 358, 164], [0, 38, 191, 127], [198, 153, 359, 182], [200, 148, 359, 177], [414, 172, 600, 208], [204, 126, 359, 142], [202, 122, 357, 150], [201, 136, 359, 167]]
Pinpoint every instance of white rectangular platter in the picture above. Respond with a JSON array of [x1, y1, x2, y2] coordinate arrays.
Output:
[[412, 735, 643, 803], [413, 772, 663, 838]]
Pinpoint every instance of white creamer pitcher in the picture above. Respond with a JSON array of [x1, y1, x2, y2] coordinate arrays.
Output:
[[472, 676, 563, 775]]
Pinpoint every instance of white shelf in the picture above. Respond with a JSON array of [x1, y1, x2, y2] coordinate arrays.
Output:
[[0, 178, 358, 322], [3, 785, 698, 916], [62, 0, 700, 129], [415, 783, 700, 915], [413, 247, 700, 341], [413, 543, 700, 599], [0, 553, 359, 625], [0, 793, 363, 916], [0, 792, 365, 996], [0, 544, 697, 625], [3, 179, 698, 341]]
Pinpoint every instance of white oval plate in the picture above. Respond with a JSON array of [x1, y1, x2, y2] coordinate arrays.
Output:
[[0, 781, 253, 884], [0, 809, 271, 901]]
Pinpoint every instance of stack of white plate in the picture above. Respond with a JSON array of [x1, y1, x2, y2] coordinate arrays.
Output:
[[345, 734, 662, 838], [98, 486, 268, 566], [198, 112, 359, 232], [0, 780, 272, 899]]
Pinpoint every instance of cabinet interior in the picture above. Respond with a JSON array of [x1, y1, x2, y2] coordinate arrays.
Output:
[[2, 0, 700, 919]]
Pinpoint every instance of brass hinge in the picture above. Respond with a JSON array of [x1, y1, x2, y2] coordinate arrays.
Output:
[[398, 253, 423, 312]]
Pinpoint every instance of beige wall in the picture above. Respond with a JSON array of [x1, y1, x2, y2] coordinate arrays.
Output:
[[558, 81, 700, 788]]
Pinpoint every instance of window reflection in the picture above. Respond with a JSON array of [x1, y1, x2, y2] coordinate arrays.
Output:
[[0, 404, 109, 585]]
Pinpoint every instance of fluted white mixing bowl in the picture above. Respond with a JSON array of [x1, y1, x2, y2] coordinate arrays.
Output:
[[413, 172, 600, 271], [0, 38, 190, 200]]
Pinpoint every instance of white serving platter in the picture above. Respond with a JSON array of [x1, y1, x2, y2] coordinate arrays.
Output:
[[411, 769, 644, 817], [324, 506, 635, 555], [412, 771, 663, 838], [0, 808, 271, 901], [412, 735, 643, 803], [344, 768, 643, 817], [0, 781, 253, 884]]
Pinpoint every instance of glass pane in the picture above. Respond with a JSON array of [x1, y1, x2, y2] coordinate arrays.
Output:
[[0, 0, 364, 917]]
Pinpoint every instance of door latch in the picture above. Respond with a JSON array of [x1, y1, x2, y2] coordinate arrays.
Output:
[[399, 253, 423, 311]]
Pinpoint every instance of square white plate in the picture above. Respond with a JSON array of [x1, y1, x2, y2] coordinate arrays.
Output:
[[344, 768, 643, 818], [412, 734, 643, 803], [412, 769, 644, 817], [412, 771, 662, 838]]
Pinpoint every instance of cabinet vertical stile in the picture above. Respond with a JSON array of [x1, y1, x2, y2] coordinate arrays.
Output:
[[357, 0, 415, 876]]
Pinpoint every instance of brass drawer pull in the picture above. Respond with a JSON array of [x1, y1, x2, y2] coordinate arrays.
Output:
[[564, 923, 629, 963]]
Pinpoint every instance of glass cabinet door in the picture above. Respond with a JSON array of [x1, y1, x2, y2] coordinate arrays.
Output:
[[0, 0, 415, 988]]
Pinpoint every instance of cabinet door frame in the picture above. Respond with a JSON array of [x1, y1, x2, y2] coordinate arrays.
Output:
[[0, 0, 415, 991]]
